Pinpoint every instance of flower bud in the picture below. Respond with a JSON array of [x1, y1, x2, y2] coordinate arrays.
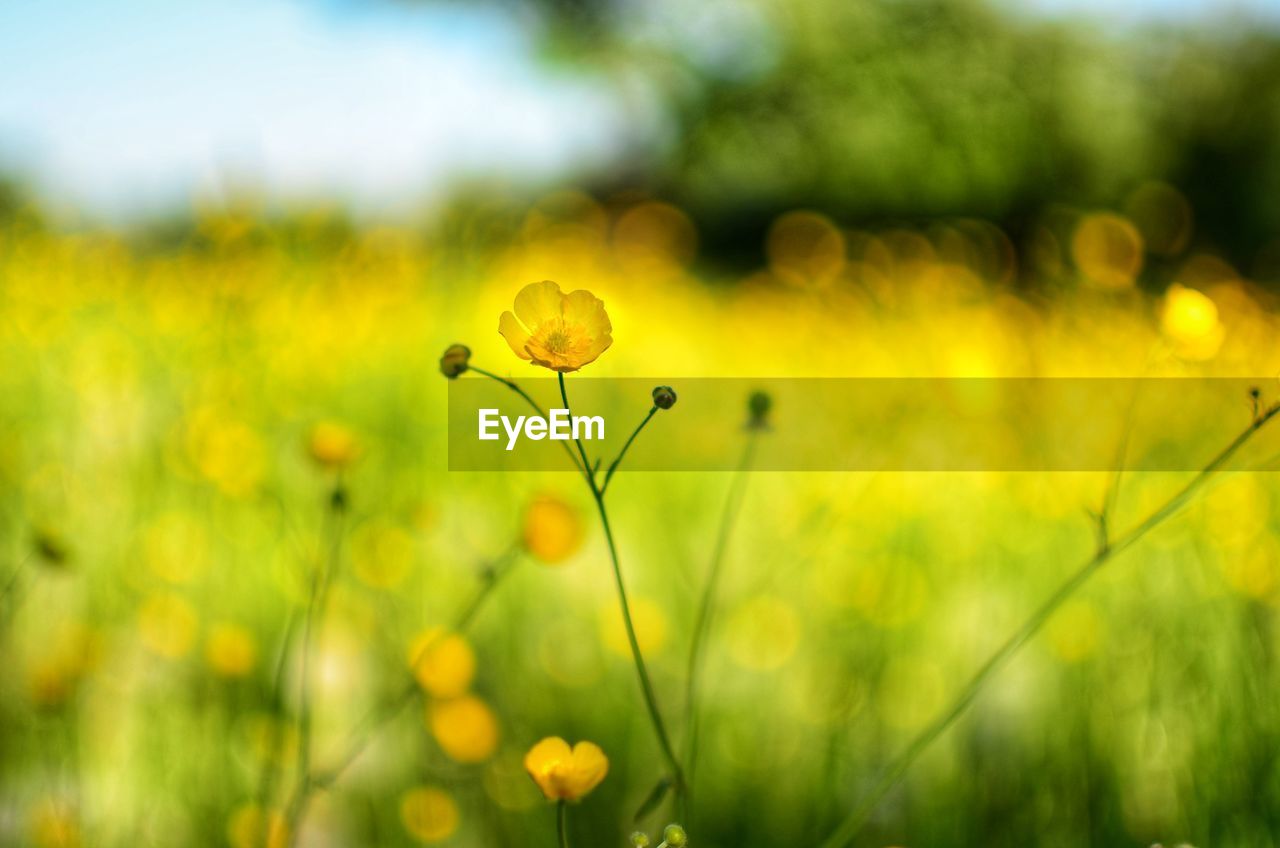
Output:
[[629, 832, 651, 847], [652, 386, 677, 410], [747, 390, 772, 429], [663, 824, 688, 847], [439, 344, 471, 379]]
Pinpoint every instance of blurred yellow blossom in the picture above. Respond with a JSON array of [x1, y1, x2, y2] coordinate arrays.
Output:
[[307, 421, 360, 469], [1161, 283, 1223, 360], [1072, 213, 1144, 289], [351, 519, 415, 588], [726, 596, 800, 670], [205, 623, 259, 678], [523, 737, 608, 801], [601, 597, 668, 657], [522, 494, 583, 564], [499, 280, 612, 372], [428, 694, 501, 763], [138, 592, 198, 659], [400, 786, 460, 843], [1047, 600, 1104, 662], [407, 628, 475, 698], [142, 512, 209, 584]]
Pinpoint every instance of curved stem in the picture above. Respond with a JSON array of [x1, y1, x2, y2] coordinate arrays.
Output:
[[470, 366, 585, 477], [558, 373, 685, 818], [602, 407, 658, 495], [557, 800, 569, 848], [591, 489, 685, 812], [818, 403, 1280, 848], [683, 430, 758, 815]]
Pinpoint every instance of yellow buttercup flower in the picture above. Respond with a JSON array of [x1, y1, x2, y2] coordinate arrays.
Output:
[[499, 280, 612, 372], [523, 737, 608, 802], [522, 494, 583, 565], [429, 694, 501, 763], [206, 623, 259, 678], [307, 421, 360, 470], [407, 628, 476, 699]]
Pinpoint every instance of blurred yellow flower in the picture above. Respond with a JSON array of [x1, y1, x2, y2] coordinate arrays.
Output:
[[726, 596, 800, 670], [1072, 212, 1143, 289], [352, 519, 415, 588], [142, 512, 209, 584], [138, 592, 198, 659], [407, 628, 475, 698], [26, 623, 99, 710], [522, 494, 583, 564], [400, 786, 460, 843], [307, 421, 360, 470], [227, 802, 289, 848], [206, 623, 259, 678], [523, 737, 608, 802], [1160, 283, 1223, 360], [499, 280, 612, 372], [601, 597, 668, 657], [429, 694, 501, 763], [1047, 600, 1103, 662]]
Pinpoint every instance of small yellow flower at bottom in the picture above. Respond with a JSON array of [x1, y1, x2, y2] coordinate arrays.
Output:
[[523, 737, 608, 802]]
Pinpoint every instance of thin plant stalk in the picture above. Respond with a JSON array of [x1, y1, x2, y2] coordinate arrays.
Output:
[[557, 373, 687, 817], [602, 406, 657, 494], [283, 486, 347, 847], [683, 429, 759, 813], [557, 800, 569, 848], [818, 402, 1280, 848]]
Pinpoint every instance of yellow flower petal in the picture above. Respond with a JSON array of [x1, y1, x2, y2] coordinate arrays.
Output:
[[513, 279, 566, 327], [564, 741, 608, 799], [498, 311, 532, 361]]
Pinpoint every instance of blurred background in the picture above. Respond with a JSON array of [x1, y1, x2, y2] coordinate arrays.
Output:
[[4, 0, 1280, 846]]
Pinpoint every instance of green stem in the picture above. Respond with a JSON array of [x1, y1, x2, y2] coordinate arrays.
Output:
[[470, 366, 586, 477], [559, 373, 595, 483], [558, 373, 686, 818], [284, 488, 346, 847], [557, 800, 569, 848], [818, 403, 1280, 848], [601, 407, 658, 495], [683, 430, 758, 814]]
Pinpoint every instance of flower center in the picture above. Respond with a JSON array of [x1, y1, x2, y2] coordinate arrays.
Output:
[[543, 325, 572, 354]]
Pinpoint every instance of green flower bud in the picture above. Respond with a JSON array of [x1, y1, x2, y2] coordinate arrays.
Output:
[[629, 832, 651, 847], [652, 386, 677, 410], [663, 824, 688, 847], [747, 390, 772, 428], [439, 344, 471, 379]]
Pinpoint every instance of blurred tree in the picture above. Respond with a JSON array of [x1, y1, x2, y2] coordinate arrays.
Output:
[[327, 2, 1280, 275]]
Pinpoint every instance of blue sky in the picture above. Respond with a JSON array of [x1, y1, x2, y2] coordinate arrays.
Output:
[[0, 0, 633, 218], [0, 0, 1275, 219]]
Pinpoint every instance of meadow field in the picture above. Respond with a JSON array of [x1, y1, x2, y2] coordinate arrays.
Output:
[[3, 188, 1280, 848]]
